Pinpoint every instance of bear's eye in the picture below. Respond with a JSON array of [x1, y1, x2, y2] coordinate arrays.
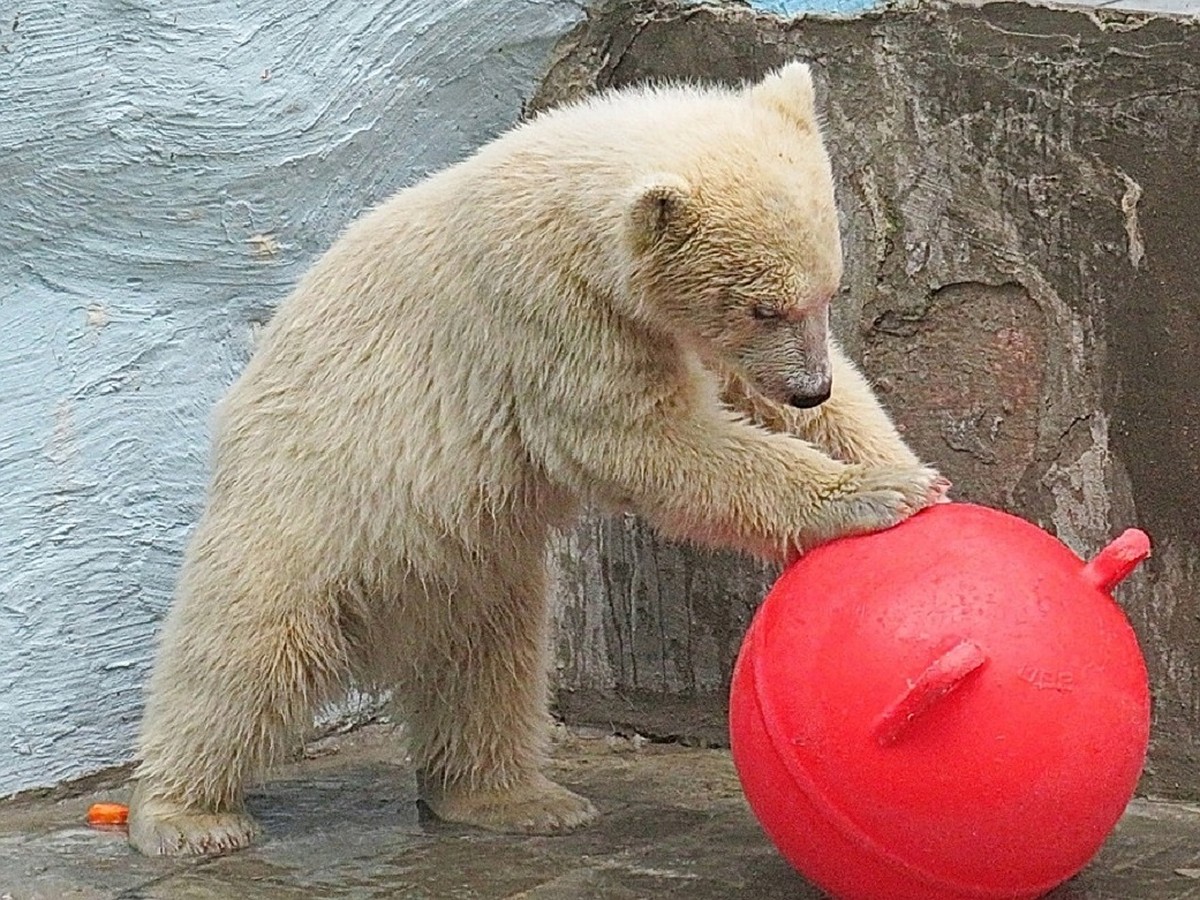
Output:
[[751, 304, 782, 321]]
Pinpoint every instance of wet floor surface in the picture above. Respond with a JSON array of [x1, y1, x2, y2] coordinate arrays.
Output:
[[3, 723, 1200, 899]]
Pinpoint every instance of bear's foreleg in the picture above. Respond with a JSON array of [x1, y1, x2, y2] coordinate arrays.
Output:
[[549, 401, 945, 562]]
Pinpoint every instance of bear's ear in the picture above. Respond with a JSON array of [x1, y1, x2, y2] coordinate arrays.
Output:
[[750, 60, 816, 129], [627, 174, 694, 250]]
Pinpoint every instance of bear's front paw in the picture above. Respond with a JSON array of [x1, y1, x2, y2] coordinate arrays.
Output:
[[421, 773, 598, 835], [128, 787, 260, 857], [811, 464, 948, 544]]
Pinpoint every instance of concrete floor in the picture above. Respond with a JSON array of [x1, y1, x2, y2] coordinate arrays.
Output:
[[4, 723, 1200, 900]]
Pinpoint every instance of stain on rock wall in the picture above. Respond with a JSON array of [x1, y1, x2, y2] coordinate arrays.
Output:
[[864, 281, 1048, 511], [538, 0, 1200, 798]]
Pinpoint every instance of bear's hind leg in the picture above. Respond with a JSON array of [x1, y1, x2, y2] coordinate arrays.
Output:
[[129, 568, 349, 856], [403, 557, 597, 834]]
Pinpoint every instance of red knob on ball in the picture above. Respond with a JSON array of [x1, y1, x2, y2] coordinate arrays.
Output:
[[729, 503, 1151, 900]]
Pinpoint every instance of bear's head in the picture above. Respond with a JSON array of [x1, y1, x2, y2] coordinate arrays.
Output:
[[626, 62, 842, 409]]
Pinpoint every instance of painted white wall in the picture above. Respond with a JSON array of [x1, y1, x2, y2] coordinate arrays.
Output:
[[0, 0, 583, 797], [0, 0, 874, 797]]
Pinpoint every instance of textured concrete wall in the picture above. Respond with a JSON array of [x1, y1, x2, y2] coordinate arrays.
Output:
[[539, 0, 1200, 798], [0, 0, 582, 797]]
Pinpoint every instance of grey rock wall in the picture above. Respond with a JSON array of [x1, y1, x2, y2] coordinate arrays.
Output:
[[540, 0, 1200, 798]]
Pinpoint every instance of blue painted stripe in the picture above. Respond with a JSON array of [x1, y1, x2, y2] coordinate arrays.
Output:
[[748, 0, 882, 15]]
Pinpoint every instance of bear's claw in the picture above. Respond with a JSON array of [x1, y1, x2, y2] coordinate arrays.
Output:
[[814, 464, 947, 544], [128, 787, 260, 857]]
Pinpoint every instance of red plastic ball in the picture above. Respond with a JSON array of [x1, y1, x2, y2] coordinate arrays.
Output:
[[729, 502, 1151, 900]]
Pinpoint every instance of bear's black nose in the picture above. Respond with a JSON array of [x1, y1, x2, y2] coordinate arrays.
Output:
[[789, 387, 832, 409]]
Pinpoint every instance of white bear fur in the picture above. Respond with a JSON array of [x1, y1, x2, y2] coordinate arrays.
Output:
[[128, 62, 943, 856]]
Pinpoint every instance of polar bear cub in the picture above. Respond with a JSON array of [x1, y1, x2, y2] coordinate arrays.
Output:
[[128, 62, 945, 856]]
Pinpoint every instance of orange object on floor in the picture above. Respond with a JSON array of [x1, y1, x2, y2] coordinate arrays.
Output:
[[86, 802, 129, 827]]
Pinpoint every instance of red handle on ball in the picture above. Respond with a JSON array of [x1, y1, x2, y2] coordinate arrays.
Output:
[[1081, 529, 1152, 594], [873, 640, 988, 747]]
